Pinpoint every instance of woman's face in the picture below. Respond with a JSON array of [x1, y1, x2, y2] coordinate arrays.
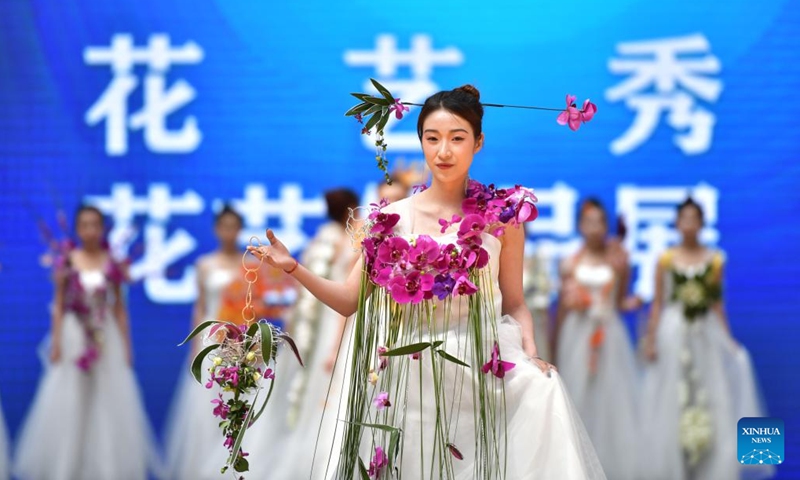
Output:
[[677, 206, 703, 239], [420, 109, 483, 185], [76, 210, 104, 247], [215, 213, 242, 246], [579, 206, 607, 246]]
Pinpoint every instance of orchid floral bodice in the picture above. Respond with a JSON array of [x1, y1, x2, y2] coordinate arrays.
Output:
[[362, 180, 538, 310]]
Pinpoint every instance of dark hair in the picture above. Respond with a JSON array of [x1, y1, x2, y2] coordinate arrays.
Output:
[[578, 197, 608, 225], [75, 204, 105, 226], [677, 197, 704, 224], [325, 188, 360, 225], [417, 85, 484, 140], [215, 204, 244, 227]]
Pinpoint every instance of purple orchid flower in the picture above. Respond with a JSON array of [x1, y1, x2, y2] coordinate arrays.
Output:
[[453, 276, 479, 296], [373, 391, 391, 410], [458, 214, 486, 241], [388, 271, 434, 304], [377, 237, 410, 265], [432, 274, 456, 300], [370, 212, 400, 236], [377, 346, 389, 371], [408, 235, 440, 268], [368, 446, 389, 478], [211, 395, 230, 419], [481, 342, 516, 378], [388, 98, 410, 119]]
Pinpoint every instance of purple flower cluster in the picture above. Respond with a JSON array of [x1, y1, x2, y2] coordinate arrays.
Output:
[[363, 181, 538, 304]]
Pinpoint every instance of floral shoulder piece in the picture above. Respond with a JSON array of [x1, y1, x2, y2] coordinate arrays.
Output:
[[361, 180, 538, 304]]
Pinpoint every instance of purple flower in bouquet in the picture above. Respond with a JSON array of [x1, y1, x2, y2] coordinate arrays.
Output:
[[211, 395, 230, 419], [388, 271, 434, 304], [377, 237, 410, 264], [438, 214, 462, 234], [370, 266, 393, 287], [481, 342, 516, 379], [373, 391, 391, 410], [453, 275, 479, 296], [368, 446, 389, 478], [432, 274, 456, 300], [370, 212, 400, 236], [458, 214, 487, 242], [447, 443, 465, 461], [457, 244, 487, 269], [377, 346, 389, 371], [223, 435, 234, 449], [76, 345, 99, 371], [408, 235, 440, 268], [264, 367, 275, 380]]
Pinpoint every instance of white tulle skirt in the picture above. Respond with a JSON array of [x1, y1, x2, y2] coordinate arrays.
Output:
[[267, 316, 352, 480], [164, 357, 233, 480], [314, 315, 606, 480], [641, 304, 774, 480], [243, 341, 306, 478], [556, 310, 641, 480], [0, 392, 8, 480], [13, 313, 162, 480]]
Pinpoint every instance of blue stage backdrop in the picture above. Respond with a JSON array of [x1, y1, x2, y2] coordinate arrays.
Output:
[[1, 0, 798, 476]]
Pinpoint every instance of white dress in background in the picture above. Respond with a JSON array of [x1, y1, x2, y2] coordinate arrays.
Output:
[[164, 257, 237, 480], [0, 392, 8, 480], [556, 255, 641, 480], [641, 249, 774, 480], [13, 263, 161, 480], [249, 221, 357, 479]]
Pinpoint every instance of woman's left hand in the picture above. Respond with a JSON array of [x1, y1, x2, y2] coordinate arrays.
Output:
[[530, 356, 556, 377]]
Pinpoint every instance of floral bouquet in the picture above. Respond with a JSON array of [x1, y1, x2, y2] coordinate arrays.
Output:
[[179, 249, 303, 478], [671, 264, 722, 321]]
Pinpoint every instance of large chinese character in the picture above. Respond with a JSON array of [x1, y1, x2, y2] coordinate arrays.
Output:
[[84, 34, 204, 156], [86, 183, 205, 303], [606, 34, 722, 156], [344, 34, 463, 151], [616, 183, 719, 301], [228, 183, 326, 254]]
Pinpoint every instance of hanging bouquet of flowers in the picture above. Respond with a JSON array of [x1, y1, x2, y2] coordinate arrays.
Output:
[[671, 263, 722, 321], [179, 251, 303, 477]]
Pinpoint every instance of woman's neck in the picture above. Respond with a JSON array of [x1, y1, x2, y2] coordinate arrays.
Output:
[[423, 177, 467, 209], [681, 236, 702, 250]]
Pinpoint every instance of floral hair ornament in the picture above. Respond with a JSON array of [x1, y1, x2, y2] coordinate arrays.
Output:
[[345, 79, 598, 180], [178, 237, 304, 477]]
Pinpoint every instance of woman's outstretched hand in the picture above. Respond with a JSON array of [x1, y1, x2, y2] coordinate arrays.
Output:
[[247, 229, 296, 272]]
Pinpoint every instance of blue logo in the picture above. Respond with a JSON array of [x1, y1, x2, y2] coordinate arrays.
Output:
[[738, 417, 784, 465]]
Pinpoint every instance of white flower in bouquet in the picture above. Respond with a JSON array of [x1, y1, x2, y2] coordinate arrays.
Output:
[[677, 280, 705, 308], [680, 405, 714, 466]]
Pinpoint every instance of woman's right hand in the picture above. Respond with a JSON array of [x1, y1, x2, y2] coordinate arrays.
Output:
[[247, 229, 296, 272], [642, 332, 657, 362]]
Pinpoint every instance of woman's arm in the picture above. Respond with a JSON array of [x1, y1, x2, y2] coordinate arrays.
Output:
[[249, 230, 363, 317], [498, 225, 554, 374], [643, 254, 666, 361], [112, 280, 133, 366], [49, 271, 67, 363]]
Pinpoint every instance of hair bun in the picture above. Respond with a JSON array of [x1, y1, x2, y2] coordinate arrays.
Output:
[[455, 84, 480, 101]]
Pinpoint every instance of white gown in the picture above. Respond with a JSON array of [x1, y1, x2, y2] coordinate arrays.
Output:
[[164, 259, 238, 480], [249, 221, 356, 480], [641, 250, 774, 480], [316, 198, 606, 479], [0, 392, 8, 480], [556, 257, 641, 480], [13, 267, 161, 480]]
